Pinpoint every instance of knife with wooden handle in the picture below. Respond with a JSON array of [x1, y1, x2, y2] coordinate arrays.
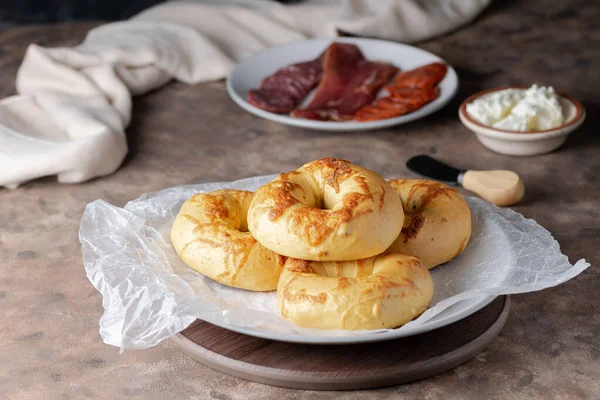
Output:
[[406, 155, 525, 206]]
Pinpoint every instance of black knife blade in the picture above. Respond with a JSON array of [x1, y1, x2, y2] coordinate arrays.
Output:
[[406, 155, 465, 185]]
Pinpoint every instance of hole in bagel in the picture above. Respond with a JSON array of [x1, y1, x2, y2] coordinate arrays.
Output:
[[315, 188, 338, 211], [302, 194, 331, 211], [317, 196, 329, 210], [238, 217, 249, 233]]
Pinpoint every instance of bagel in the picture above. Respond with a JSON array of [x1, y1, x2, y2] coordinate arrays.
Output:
[[386, 179, 472, 269], [170, 189, 285, 291], [247, 158, 404, 261], [277, 254, 433, 330]]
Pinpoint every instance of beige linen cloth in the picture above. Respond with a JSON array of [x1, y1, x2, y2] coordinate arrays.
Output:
[[0, 0, 490, 189]]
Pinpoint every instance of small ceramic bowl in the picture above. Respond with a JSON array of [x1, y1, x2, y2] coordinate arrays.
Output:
[[459, 87, 586, 156]]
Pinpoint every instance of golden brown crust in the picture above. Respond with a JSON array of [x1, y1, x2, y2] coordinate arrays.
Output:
[[308, 158, 355, 193], [401, 213, 425, 242], [390, 179, 455, 241], [453, 237, 469, 259], [386, 179, 472, 269], [267, 177, 302, 221], [283, 188, 375, 248], [278, 254, 433, 330], [286, 258, 314, 274], [335, 277, 351, 290], [171, 189, 285, 291], [248, 159, 404, 261], [190, 192, 231, 220], [285, 289, 329, 306], [265, 173, 376, 247]]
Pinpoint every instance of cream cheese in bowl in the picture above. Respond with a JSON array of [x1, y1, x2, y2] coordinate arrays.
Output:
[[459, 85, 585, 156], [465, 85, 563, 132]]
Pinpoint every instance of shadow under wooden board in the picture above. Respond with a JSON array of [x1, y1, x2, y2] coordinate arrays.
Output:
[[171, 296, 510, 391]]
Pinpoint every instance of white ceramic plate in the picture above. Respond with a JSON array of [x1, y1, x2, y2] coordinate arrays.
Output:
[[186, 193, 511, 345], [227, 38, 459, 131], [202, 295, 497, 345]]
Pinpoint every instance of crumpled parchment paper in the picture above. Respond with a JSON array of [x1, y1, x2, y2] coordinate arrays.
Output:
[[79, 174, 590, 350]]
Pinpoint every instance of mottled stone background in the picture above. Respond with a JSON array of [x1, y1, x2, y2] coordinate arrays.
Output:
[[0, 0, 599, 399]]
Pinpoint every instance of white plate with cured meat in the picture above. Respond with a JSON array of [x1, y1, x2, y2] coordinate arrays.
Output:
[[227, 38, 458, 131]]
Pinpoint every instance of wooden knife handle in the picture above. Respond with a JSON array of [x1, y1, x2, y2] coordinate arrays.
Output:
[[461, 170, 525, 206]]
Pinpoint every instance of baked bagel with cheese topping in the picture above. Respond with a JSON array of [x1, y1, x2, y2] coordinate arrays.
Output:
[[386, 179, 472, 269], [247, 158, 404, 261], [278, 254, 433, 330], [171, 189, 285, 291]]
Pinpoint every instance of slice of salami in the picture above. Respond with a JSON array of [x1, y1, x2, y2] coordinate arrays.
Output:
[[247, 57, 324, 113], [353, 87, 436, 122], [385, 86, 440, 105], [261, 76, 306, 100], [374, 98, 417, 113], [272, 60, 323, 88], [392, 63, 447, 89], [354, 105, 407, 122], [247, 88, 296, 114]]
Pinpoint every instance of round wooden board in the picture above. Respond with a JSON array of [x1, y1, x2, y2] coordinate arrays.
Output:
[[171, 296, 510, 390]]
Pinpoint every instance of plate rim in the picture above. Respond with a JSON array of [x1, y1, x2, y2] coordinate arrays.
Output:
[[195, 294, 497, 345], [226, 37, 459, 131]]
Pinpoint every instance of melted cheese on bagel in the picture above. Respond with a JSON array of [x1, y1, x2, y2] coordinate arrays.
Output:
[[386, 179, 472, 269], [278, 254, 433, 330], [248, 158, 404, 261], [171, 189, 285, 291]]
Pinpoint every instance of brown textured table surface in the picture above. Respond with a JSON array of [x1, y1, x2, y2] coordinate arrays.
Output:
[[1, 1, 599, 399]]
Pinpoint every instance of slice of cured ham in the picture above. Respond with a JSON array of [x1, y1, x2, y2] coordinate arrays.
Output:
[[247, 58, 323, 114], [292, 43, 398, 121]]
